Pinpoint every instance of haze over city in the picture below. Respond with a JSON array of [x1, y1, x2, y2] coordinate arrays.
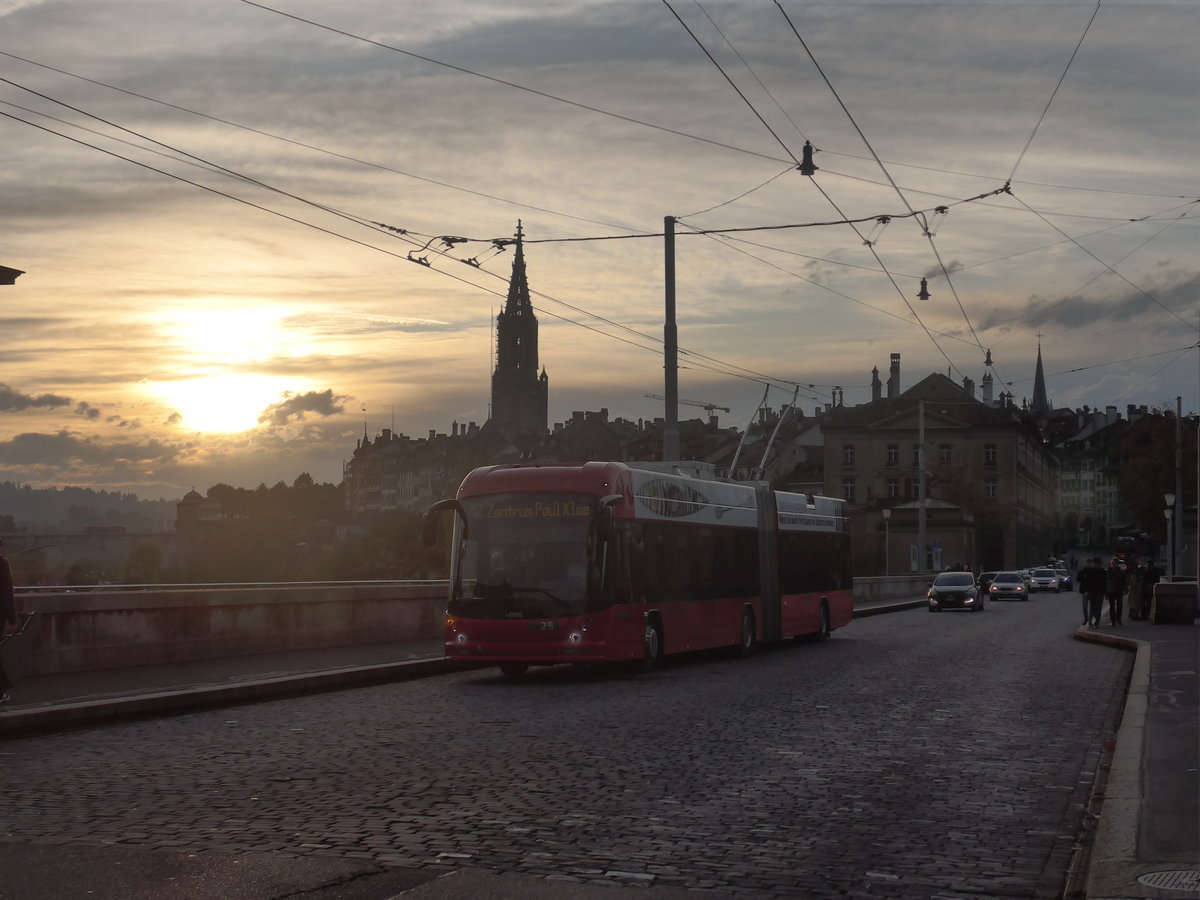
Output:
[[2, 0, 1197, 500]]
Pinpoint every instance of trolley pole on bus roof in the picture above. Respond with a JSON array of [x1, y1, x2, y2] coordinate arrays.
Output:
[[663, 215, 680, 461]]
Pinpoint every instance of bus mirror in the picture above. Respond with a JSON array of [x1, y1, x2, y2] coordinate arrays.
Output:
[[596, 494, 621, 541], [422, 499, 468, 546]]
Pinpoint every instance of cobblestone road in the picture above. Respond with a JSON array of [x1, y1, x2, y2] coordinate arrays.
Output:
[[1, 598, 1130, 898]]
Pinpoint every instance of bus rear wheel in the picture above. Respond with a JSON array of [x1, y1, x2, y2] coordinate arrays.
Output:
[[734, 609, 756, 657]]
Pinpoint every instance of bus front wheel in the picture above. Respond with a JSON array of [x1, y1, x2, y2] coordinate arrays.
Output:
[[814, 602, 831, 641], [639, 620, 663, 672]]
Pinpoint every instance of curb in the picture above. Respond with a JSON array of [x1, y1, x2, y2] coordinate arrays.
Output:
[[0, 657, 481, 739], [1070, 626, 1161, 900], [853, 598, 928, 617]]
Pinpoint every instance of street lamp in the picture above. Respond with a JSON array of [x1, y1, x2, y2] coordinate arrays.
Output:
[[1164, 492, 1176, 578], [882, 508, 891, 577]]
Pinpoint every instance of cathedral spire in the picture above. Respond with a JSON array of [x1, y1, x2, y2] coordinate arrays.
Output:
[[1030, 335, 1050, 418], [504, 220, 531, 316]]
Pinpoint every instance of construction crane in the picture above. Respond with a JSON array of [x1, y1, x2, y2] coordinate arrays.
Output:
[[644, 394, 730, 415]]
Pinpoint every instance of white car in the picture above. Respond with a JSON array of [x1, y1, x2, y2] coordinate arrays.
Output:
[[1029, 568, 1060, 592]]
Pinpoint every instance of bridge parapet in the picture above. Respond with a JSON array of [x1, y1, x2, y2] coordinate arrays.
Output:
[[10, 582, 447, 678]]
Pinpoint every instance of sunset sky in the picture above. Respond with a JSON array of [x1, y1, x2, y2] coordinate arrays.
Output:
[[2, 0, 1197, 500]]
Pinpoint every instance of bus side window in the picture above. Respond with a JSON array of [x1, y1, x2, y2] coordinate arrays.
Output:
[[626, 522, 648, 604]]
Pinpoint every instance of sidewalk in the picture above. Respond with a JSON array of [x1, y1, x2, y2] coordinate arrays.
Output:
[[1072, 614, 1200, 899]]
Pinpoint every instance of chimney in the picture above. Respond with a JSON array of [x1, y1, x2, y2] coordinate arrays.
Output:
[[982, 372, 994, 405], [871, 366, 882, 402], [1105, 405, 1118, 424], [887, 353, 901, 398], [428, 429, 436, 440], [963, 376, 975, 399]]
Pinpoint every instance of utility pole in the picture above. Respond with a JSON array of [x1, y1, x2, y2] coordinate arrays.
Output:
[[663, 216, 679, 461], [1174, 395, 1182, 578]]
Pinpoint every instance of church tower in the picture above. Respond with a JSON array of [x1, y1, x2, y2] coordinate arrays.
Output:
[[490, 221, 548, 437]]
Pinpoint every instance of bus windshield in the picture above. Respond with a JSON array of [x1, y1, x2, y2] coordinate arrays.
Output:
[[451, 492, 595, 619]]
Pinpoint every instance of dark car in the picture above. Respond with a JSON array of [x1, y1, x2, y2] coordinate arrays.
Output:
[[977, 571, 999, 592], [989, 571, 1029, 601], [1055, 568, 1071, 590], [927, 571, 984, 612]]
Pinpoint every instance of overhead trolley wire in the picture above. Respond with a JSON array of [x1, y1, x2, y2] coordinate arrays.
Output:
[[1007, 0, 1103, 184]]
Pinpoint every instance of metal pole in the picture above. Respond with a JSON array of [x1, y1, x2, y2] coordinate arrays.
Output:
[[918, 400, 927, 572], [663, 216, 679, 462]]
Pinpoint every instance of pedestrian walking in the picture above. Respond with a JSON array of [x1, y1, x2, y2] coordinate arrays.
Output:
[[1077, 557, 1106, 627], [0, 540, 18, 704], [1127, 562, 1145, 620], [1105, 557, 1128, 626], [1141, 560, 1162, 621]]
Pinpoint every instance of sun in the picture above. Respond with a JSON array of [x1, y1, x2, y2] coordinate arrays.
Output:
[[154, 373, 295, 434]]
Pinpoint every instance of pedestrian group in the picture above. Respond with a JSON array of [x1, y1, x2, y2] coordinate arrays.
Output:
[[1076, 555, 1160, 628]]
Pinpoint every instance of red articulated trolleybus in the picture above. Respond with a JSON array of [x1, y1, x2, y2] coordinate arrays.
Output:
[[423, 461, 852, 677]]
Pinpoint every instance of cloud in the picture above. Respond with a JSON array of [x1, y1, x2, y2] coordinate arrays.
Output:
[[74, 401, 100, 419], [258, 389, 349, 426], [979, 268, 1200, 333], [0, 383, 71, 412], [0, 429, 181, 467]]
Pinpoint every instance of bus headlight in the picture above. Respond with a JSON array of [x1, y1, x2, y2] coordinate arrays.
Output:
[[567, 631, 583, 644], [455, 632, 468, 643]]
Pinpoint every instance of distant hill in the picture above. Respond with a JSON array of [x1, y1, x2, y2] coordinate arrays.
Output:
[[0, 482, 177, 533]]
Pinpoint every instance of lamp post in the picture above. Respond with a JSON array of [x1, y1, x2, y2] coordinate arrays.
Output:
[[1164, 492, 1176, 578], [882, 508, 891, 577]]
